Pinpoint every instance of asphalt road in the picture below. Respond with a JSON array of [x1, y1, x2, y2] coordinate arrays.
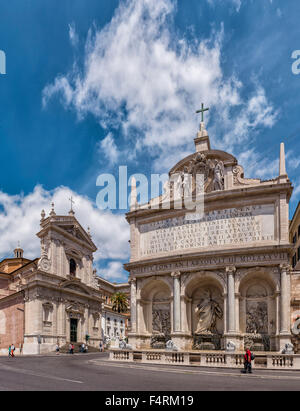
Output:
[[0, 352, 299, 391]]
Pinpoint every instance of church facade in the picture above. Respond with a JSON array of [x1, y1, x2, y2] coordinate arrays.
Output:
[[125, 121, 296, 353], [0, 207, 106, 354]]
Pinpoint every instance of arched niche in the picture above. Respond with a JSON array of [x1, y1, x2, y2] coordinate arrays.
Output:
[[239, 271, 276, 336], [139, 279, 172, 339], [184, 273, 225, 336]]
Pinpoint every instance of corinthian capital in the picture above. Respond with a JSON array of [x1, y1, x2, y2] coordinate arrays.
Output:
[[280, 263, 292, 273], [226, 266, 236, 275], [171, 271, 181, 279]]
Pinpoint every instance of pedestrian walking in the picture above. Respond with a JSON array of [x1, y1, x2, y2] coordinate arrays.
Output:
[[56, 343, 60, 355], [71, 343, 74, 354], [242, 348, 254, 373], [69, 343, 72, 354], [99, 341, 103, 352], [8, 345, 11, 358], [11, 344, 15, 358]]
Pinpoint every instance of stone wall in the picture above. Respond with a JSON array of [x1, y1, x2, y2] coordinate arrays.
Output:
[[0, 293, 24, 354]]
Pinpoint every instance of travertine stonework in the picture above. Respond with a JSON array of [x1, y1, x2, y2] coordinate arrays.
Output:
[[0, 209, 129, 355], [125, 125, 295, 352], [290, 202, 300, 351]]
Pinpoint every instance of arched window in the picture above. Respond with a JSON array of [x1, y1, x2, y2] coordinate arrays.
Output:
[[70, 258, 76, 276]]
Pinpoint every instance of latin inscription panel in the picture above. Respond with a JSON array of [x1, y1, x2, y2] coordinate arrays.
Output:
[[139, 204, 275, 257]]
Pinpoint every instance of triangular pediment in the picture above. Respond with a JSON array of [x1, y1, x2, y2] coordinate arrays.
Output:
[[37, 214, 97, 252], [60, 280, 91, 295], [58, 225, 88, 243]]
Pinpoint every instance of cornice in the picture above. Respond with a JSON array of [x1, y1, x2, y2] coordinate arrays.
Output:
[[37, 223, 97, 253], [125, 244, 292, 271], [0, 290, 24, 304], [22, 278, 102, 303], [126, 182, 293, 220]]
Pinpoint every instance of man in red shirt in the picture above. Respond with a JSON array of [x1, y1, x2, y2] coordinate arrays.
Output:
[[242, 348, 253, 373]]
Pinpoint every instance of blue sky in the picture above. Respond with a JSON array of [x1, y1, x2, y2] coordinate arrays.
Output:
[[0, 0, 300, 281]]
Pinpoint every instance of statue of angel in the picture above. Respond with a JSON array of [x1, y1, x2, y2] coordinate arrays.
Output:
[[213, 161, 224, 191]]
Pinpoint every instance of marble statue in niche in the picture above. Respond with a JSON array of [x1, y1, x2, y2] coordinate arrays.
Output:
[[194, 289, 223, 335]]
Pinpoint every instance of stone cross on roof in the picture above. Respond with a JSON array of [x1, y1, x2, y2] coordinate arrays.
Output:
[[69, 196, 75, 211]]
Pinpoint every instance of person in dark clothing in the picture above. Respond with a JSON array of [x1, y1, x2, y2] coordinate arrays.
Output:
[[242, 348, 254, 373]]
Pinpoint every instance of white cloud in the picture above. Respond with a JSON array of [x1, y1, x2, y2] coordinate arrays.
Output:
[[207, 0, 242, 12], [232, 144, 300, 182], [98, 133, 120, 165], [293, 183, 300, 197], [286, 150, 300, 173], [99, 261, 127, 281], [69, 23, 79, 47], [236, 148, 278, 180], [43, 0, 277, 171], [215, 86, 278, 154], [43, 76, 74, 108], [0, 185, 130, 279]]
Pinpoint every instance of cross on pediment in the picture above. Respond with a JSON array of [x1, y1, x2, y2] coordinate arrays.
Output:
[[69, 196, 75, 212]]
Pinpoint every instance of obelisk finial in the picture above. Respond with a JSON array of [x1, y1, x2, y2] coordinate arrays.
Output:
[[279, 142, 287, 176], [278, 142, 288, 183], [130, 176, 138, 211]]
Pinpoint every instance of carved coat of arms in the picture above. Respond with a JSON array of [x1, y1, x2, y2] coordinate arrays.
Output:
[[170, 153, 225, 196]]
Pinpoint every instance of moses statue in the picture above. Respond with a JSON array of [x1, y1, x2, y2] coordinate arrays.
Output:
[[194, 289, 223, 335]]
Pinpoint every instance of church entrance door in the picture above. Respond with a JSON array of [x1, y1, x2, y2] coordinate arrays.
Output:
[[70, 318, 78, 342]]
